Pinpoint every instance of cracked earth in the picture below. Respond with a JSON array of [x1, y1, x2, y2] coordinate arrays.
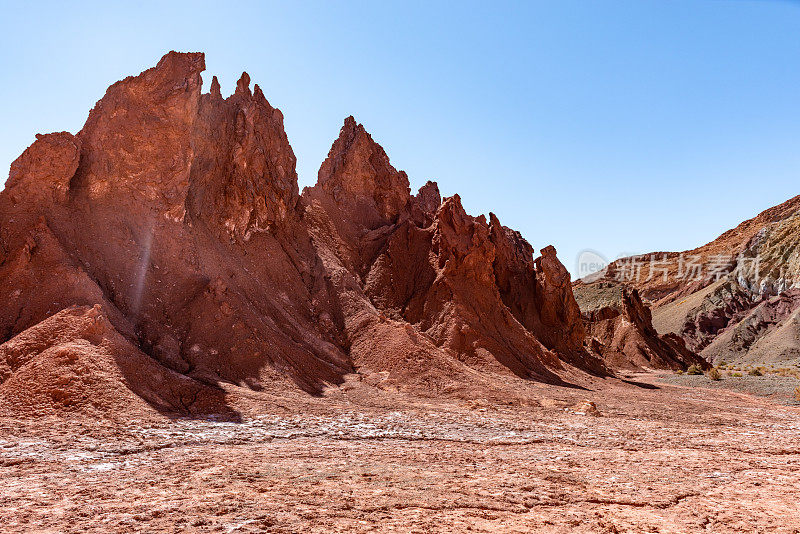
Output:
[[1, 373, 799, 533]]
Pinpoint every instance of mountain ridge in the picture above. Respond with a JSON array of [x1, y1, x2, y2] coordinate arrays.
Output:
[[575, 193, 800, 367], [0, 51, 703, 419]]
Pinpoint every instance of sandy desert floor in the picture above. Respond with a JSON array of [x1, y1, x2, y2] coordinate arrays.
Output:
[[1, 373, 799, 533]]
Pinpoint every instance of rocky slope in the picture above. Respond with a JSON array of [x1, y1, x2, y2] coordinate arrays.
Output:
[[1, 53, 350, 416], [575, 196, 800, 366], [583, 289, 708, 371], [1, 51, 706, 419]]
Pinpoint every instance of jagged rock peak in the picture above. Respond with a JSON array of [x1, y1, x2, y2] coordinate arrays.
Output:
[[317, 116, 411, 221], [414, 181, 441, 214], [235, 71, 251, 97], [85, 51, 206, 122], [620, 288, 656, 335], [190, 69, 298, 238], [210, 76, 222, 98], [140, 51, 205, 91], [253, 83, 265, 101], [5, 132, 81, 205], [536, 246, 569, 284], [69, 51, 207, 220], [123, 50, 206, 99], [156, 50, 206, 72], [60, 51, 300, 235]]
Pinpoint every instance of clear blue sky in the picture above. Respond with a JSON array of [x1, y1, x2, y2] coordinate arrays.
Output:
[[1, 0, 798, 276]]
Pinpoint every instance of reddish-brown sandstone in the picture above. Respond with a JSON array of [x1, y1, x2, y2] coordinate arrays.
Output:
[[584, 289, 709, 371], [576, 195, 800, 367], [0, 51, 702, 420]]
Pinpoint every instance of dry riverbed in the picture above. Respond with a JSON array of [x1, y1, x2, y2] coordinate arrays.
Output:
[[1, 374, 799, 533]]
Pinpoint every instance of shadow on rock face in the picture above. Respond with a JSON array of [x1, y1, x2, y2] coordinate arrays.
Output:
[[0, 305, 243, 423], [0, 51, 649, 423]]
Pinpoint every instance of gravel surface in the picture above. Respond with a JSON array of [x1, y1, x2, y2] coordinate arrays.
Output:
[[2, 374, 800, 533], [656, 373, 800, 405]]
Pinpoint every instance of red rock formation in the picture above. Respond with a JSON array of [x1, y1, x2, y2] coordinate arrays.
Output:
[[701, 289, 800, 364], [188, 72, 300, 238], [317, 115, 411, 226], [0, 305, 235, 421], [575, 194, 800, 367], [305, 118, 606, 388], [675, 281, 755, 353], [0, 51, 610, 417], [488, 218, 604, 374], [73, 52, 205, 220], [5, 132, 80, 207], [585, 289, 709, 371]]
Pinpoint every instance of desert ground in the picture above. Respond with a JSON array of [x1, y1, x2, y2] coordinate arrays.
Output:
[[2, 373, 799, 534]]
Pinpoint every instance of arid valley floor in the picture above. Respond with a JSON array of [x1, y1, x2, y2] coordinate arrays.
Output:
[[2, 373, 799, 533]]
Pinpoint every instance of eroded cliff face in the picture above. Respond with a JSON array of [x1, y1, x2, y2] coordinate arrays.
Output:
[[1, 51, 614, 417], [575, 195, 800, 367], [584, 289, 709, 371]]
